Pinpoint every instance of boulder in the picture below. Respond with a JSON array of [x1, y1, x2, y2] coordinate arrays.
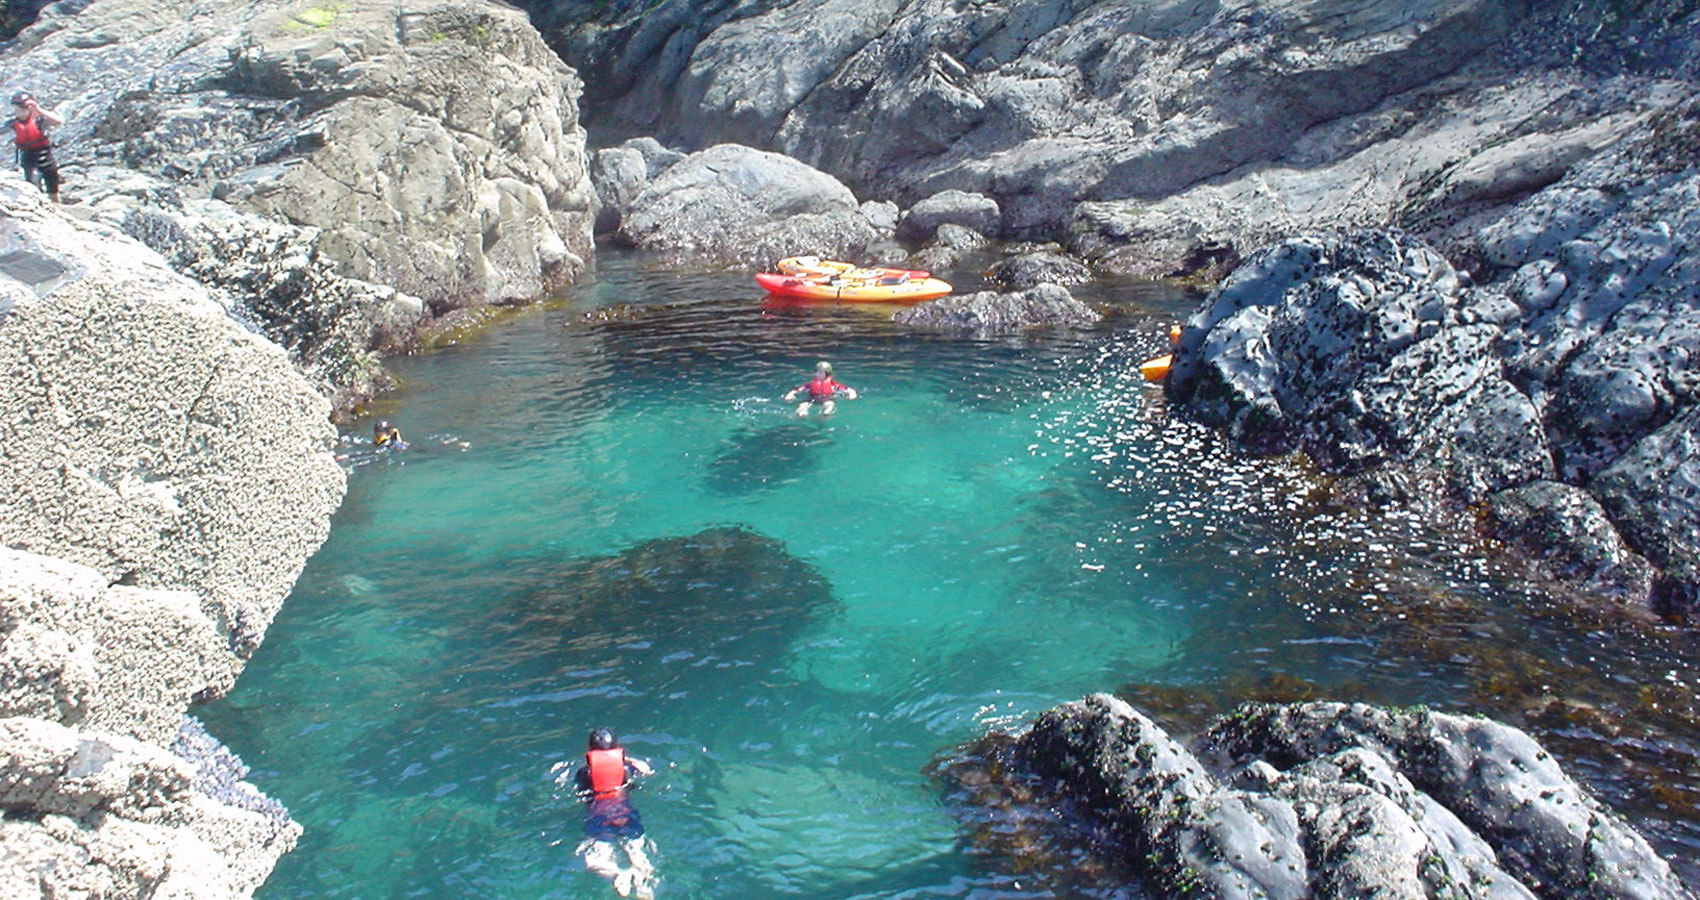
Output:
[[893, 283, 1099, 332], [1165, 89, 1700, 609], [1480, 481, 1655, 603], [0, 716, 299, 900], [987, 250, 1093, 290], [998, 695, 1694, 900], [1168, 231, 1545, 490], [1591, 407, 1700, 614], [897, 190, 1001, 242], [591, 136, 691, 235], [615, 143, 877, 266], [591, 145, 650, 234]]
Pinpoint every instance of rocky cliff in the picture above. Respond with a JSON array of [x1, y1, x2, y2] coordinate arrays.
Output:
[[0, 184, 344, 897], [532, 0, 1693, 255], [0, 0, 599, 896], [4, 0, 597, 409]]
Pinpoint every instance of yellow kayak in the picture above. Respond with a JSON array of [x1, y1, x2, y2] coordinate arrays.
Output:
[[777, 256, 932, 281], [758, 256, 951, 303]]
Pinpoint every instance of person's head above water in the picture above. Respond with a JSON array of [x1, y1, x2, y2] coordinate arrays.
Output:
[[815, 361, 833, 376], [588, 727, 618, 751]]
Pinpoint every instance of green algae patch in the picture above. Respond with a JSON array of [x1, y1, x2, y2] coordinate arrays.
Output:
[[285, 1, 350, 31]]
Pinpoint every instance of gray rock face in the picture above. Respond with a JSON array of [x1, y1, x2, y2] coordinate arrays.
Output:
[[1007, 695, 1694, 900], [0, 717, 299, 900], [892, 283, 1099, 332], [82, 172, 427, 407], [538, 1, 1700, 289], [615, 143, 877, 266], [3, 0, 595, 400], [0, 188, 346, 664], [0, 188, 341, 897], [1166, 88, 1700, 610], [543, 0, 1548, 240]]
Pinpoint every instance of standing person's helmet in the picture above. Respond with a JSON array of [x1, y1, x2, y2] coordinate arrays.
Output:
[[588, 728, 617, 750]]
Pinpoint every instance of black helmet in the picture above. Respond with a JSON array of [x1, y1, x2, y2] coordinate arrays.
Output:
[[588, 728, 617, 751], [10, 91, 31, 106]]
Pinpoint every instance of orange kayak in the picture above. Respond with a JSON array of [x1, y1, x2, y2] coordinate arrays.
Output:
[[755, 271, 952, 303], [1140, 354, 1173, 382]]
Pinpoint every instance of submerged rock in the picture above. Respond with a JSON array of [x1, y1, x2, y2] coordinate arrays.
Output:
[[1480, 481, 1655, 603], [986, 694, 1694, 900], [704, 422, 831, 496], [894, 283, 1099, 332]]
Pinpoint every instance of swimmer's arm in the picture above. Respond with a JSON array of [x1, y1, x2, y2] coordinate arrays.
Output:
[[630, 758, 655, 778]]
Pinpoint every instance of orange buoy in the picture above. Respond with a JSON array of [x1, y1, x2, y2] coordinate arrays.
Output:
[[1140, 353, 1173, 382]]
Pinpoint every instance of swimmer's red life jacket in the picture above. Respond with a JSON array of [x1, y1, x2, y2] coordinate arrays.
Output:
[[805, 375, 840, 401], [585, 747, 627, 797], [12, 113, 48, 150]]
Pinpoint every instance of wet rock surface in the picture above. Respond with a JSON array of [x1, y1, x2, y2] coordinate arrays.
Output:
[[981, 695, 1695, 900], [893, 283, 1099, 333], [1165, 85, 1700, 612]]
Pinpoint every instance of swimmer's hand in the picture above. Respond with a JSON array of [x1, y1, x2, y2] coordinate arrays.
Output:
[[783, 389, 798, 402], [843, 388, 858, 400], [632, 759, 656, 777]]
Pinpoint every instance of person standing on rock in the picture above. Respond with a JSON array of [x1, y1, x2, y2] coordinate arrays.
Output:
[[552, 728, 659, 899], [11, 90, 63, 203]]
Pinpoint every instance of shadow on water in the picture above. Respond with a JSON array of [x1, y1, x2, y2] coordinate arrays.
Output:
[[703, 421, 830, 495]]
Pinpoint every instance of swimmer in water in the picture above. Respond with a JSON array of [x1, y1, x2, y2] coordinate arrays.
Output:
[[783, 360, 858, 417], [552, 728, 658, 899], [373, 420, 408, 449]]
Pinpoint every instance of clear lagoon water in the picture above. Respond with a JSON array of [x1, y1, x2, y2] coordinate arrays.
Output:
[[201, 251, 1700, 899]]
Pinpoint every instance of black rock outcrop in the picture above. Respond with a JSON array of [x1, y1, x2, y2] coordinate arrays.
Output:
[[986, 695, 1695, 900]]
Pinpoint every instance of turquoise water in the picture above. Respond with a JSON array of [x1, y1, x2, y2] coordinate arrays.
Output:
[[201, 252, 1700, 898]]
